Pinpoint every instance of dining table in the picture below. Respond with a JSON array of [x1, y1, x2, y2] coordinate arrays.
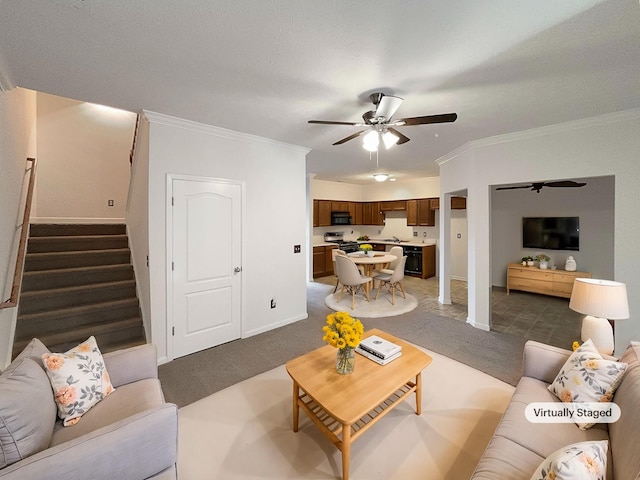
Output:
[[347, 252, 397, 294]]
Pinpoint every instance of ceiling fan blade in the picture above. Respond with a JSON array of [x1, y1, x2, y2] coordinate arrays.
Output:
[[387, 127, 410, 145], [375, 95, 403, 121], [496, 185, 532, 191], [332, 130, 367, 145], [398, 113, 458, 126], [308, 120, 361, 126], [543, 181, 587, 188]]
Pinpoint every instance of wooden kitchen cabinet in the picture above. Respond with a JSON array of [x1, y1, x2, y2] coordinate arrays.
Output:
[[506, 263, 591, 298], [331, 201, 349, 212], [407, 199, 435, 226], [353, 202, 363, 225], [430, 196, 466, 210], [380, 200, 407, 211], [313, 245, 338, 278], [317, 200, 332, 227]]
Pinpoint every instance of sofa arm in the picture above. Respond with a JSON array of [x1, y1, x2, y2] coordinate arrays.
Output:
[[522, 340, 573, 384], [0, 403, 178, 480], [103, 343, 158, 387]]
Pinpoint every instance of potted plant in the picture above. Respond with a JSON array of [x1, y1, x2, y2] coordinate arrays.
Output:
[[536, 254, 551, 269], [360, 243, 374, 257], [521, 256, 534, 267]]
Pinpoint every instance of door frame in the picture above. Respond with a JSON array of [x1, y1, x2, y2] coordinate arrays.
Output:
[[165, 173, 246, 361]]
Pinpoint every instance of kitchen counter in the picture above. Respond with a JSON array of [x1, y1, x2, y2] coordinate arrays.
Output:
[[360, 239, 436, 247]]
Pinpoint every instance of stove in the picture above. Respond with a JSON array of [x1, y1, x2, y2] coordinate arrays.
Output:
[[324, 231, 360, 254]]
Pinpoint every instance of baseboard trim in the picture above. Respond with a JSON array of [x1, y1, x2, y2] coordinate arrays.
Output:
[[243, 313, 308, 338], [31, 217, 126, 224]]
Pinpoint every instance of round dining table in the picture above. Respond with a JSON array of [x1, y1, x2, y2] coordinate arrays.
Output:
[[347, 252, 397, 293]]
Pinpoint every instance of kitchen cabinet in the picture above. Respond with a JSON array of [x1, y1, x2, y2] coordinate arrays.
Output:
[[430, 196, 466, 210], [403, 244, 436, 279], [353, 202, 363, 225], [313, 245, 338, 278], [362, 202, 384, 225], [407, 199, 435, 226], [331, 201, 349, 212], [317, 200, 331, 227], [380, 200, 406, 211], [506, 263, 591, 298]]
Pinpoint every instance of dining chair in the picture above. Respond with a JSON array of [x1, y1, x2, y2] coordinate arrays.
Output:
[[375, 255, 408, 305], [373, 245, 403, 277], [331, 248, 347, 293], [335, 254, 372, 310]]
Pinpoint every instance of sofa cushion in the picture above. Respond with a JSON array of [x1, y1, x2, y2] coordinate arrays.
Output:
[[42, 336, 115, 426], [50, 378, 166, 446], [0, 357, 57, 468], [2, 338, 50, 376], [608, 341, 640, 480], [471, 434, 545, 479], [529, 440, 608, 480], [548, 339, 627, 430]]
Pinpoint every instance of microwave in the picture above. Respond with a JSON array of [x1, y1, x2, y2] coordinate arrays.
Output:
[[331, 211, 352, 225]]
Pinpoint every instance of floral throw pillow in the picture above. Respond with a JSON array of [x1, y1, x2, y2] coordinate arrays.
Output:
[[42, 336, 115, 426], [530, 440, 608, 480], [548, 339, 627, 430]]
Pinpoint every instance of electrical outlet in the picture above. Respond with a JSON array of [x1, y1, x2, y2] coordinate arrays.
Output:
[[108, 199, 114, 207], [423, 232, 427, 237], [294, 245, 301, 253], [270, 299, 276, 309], [413, 231, 418, 237]]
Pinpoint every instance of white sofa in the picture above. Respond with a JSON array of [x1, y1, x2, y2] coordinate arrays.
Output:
[[471, 340, 640, 479], [0, 339, 178, 479]]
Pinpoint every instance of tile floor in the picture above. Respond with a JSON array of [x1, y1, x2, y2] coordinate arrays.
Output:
[[315, 274, 582, 350]]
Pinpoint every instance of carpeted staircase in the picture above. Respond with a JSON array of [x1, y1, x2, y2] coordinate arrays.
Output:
[[12, 224, 146, 358]]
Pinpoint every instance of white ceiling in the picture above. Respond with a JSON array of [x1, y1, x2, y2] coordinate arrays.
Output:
[[1, 0, 639, 184]]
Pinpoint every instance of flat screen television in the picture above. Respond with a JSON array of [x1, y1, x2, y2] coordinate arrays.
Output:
[[522, 217, 579, 251]]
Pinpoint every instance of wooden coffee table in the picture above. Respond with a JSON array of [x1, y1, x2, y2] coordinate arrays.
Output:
[[285, 328, 432, 480]]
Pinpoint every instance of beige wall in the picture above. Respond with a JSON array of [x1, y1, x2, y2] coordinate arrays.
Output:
[[0, 87, 37, 368], [34, 92, 136, 223]]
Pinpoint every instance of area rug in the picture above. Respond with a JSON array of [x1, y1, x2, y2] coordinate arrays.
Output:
[[177, 346, 514, 479], [324, 291, 418, 318]]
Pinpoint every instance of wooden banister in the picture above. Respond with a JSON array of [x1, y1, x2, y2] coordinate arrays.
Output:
[[129, 113, 140, 164], [1, 157, 36, 310]]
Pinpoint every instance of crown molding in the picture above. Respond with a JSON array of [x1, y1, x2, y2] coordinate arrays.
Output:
[[436, 108, 640, 166], [143, 110, 310, 155]]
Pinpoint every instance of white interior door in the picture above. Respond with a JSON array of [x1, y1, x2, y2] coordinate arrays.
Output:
[[171, 178, 242, 358]]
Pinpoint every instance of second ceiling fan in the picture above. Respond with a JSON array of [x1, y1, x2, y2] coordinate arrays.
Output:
[[308, 92, 457, 150]]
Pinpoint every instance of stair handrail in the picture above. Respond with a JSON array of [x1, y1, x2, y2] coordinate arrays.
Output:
[[1, 157, 36, 309], [129, 113, 140, 164]]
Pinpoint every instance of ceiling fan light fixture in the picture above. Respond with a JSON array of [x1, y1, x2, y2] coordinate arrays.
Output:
[[382, 130, 399, 149], [373, 173, 389, 182], [363, 130, 379, 151]]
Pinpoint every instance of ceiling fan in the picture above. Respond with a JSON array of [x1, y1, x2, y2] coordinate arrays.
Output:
[[496, 180, 587, 193], [308, 92, 457, 150]]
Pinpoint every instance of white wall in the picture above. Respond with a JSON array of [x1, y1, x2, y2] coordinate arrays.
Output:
[[0, 87, 37, 369], [491, 175, 614, 286], [34, 93, 136, 223], [138, 112, 309, 363], [439, 110, 640, 355]]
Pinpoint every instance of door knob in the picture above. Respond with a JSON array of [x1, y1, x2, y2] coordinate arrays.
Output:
[[234, 267, 242, 274]]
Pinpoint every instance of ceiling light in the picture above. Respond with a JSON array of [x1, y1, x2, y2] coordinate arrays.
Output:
[[382, 130, 399, 149], [373, 174, 389, 182], [363, 130, 379, 152]]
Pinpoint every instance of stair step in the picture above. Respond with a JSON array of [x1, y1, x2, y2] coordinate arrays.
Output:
[[15, 298, 142, 339], [29, 224, 126, 237], [21, 264, 134, 292], [27, 234, 129, 253], [24, 248, 131, 271], [13, 317, 145, 357], [18, 280, 137, 315]]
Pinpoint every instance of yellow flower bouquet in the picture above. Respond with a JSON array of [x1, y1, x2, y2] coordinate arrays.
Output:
[[322, 311, 364, 374], [359, 244, 373, 252]]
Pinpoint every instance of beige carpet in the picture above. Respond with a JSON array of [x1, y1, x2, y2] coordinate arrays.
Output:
[[177, 346, 514, 479], [324, 291, 418, 318]]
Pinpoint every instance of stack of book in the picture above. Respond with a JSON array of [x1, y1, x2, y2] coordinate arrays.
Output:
[[355, 335, 402, 365]]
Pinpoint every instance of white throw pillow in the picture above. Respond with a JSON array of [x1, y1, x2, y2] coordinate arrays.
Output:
[[530, 440, 607, 480], [42, 336, 115, 426], [548, 339, 627, 429]]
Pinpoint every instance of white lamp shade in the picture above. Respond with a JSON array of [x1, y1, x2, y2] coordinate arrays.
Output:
[[569, 278, 629, 319], [382, 130, 399, 149], [362, 130, 379, 151]]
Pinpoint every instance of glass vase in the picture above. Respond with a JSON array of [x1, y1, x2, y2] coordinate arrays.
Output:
[[336, 347, 355, 375]]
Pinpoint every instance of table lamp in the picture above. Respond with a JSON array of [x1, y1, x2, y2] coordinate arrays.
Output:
[[569, 278, 629, 355]]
